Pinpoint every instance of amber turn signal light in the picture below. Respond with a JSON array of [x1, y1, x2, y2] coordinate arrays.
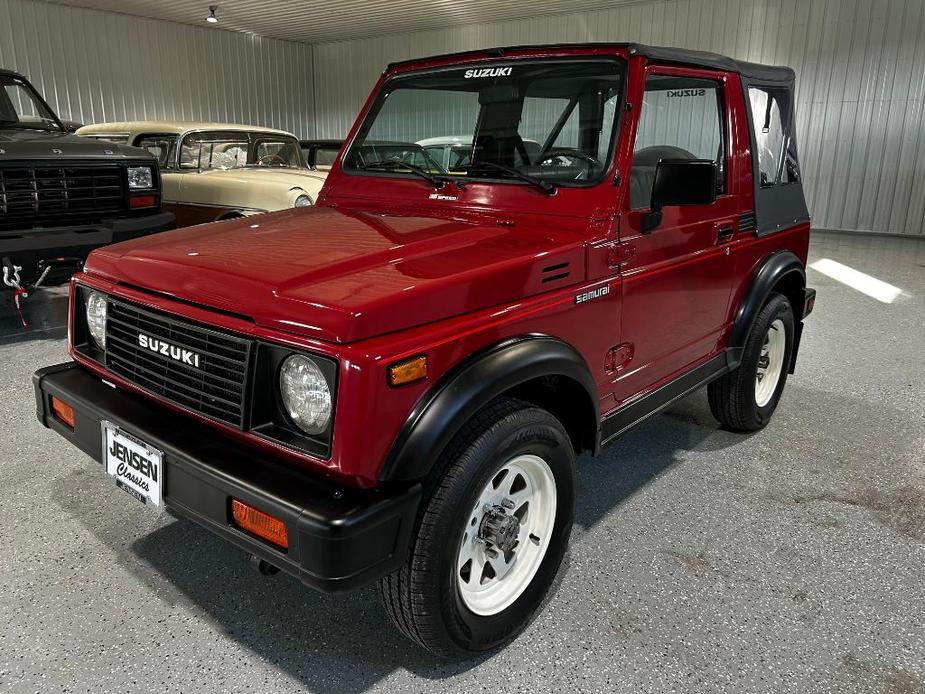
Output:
[[388, 355, 427, 386], [51, 396, 75, 429], [231, 499, 288, 549], [129, 195, 157, 209]]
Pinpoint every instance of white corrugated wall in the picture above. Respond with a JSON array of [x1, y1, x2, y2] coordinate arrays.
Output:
[[311, 0, 925, 236], [0, 0, 316, 137]]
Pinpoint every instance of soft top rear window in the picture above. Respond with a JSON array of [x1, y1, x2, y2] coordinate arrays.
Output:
[[344, 58, 625, 188]]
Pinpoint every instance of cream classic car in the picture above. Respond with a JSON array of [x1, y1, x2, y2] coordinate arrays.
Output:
[[77, 121, 327, 227]]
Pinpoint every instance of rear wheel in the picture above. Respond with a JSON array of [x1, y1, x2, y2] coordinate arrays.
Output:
[[709, 292, 795, 431], [379, 398, 575, 657]]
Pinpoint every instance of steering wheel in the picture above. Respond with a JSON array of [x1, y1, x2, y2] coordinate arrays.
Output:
[[538, 148, 601, 179], [257, 153, 286, 167]]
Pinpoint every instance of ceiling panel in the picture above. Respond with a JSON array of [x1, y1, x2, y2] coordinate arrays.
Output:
[[45, 0, 641, 44]]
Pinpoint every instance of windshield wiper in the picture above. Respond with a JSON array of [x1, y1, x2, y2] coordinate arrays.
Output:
[[360, 159, 446, 188], [466, 162, 557, 195]]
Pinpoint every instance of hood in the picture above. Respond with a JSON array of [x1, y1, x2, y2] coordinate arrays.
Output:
[[0, 129, 152, 161], [195, 167, 328, 187], [84, 206, 587, 343]]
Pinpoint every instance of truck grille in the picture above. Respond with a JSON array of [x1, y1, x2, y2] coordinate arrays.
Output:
[[104, 301, 251, 428], [0, 164, 124, 227]]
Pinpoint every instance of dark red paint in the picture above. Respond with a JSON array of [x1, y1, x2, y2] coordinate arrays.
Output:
[[70, 45, 810, 488]]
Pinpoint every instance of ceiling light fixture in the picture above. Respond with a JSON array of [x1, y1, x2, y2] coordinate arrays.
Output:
[[206, 5, 218, 23]]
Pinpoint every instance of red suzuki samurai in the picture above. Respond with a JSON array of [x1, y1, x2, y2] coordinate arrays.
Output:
[[35, 44, 814, 656]]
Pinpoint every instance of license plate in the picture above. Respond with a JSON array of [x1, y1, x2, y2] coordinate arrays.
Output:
[[102, 422, 164, 507]]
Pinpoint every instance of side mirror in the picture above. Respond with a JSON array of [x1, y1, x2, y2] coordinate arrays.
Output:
[[642, 159, 717, 232]]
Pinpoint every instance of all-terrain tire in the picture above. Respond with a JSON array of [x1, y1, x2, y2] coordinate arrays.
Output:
[[378, 397, 576, 658], [708, 292, 795, 431]]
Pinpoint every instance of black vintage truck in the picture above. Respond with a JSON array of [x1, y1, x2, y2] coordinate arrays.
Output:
[[1, 69, 173, 293]]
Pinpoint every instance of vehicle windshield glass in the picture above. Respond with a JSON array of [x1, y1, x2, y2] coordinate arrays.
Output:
[[305, 145, 341, 170], [180, 131, 304, 170], [344, 58, 624, 187], [0, 75, 61, 131]]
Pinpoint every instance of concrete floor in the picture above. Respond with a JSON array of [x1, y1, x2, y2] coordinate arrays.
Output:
[[1, 231, 923, 694]]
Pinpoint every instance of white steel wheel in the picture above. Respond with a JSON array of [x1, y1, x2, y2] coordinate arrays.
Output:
[[755, 318, 786, 407], [456, 453, 557, 616]]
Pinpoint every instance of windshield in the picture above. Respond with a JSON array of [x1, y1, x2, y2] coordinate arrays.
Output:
[[304, 144, 341, 170], [344, 58, 624, 187], [179, 131, 304, 170], [0, 75, 61, 131]]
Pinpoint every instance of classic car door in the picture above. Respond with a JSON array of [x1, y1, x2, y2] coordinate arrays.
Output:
[[614, 66, 738, 403]]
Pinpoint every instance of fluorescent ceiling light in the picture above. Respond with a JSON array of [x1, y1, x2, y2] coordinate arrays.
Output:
[[809, 258, 903, 304]]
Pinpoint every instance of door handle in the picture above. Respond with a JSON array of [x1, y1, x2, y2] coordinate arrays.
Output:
[[716, 224, 734, 242]]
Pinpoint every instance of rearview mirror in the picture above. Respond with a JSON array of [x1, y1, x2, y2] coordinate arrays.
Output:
[[643, 159, 717, 232]]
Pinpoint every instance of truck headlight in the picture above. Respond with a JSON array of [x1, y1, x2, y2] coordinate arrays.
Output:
[[279, 354, 331, 435], [127, 166, 154, 189], [293, 194, 312, 208], [85, 291, 108, 349]]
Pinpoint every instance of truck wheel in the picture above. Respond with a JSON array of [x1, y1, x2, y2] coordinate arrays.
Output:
[[379, 397, 575, 657], [709, 292, 795, 431]]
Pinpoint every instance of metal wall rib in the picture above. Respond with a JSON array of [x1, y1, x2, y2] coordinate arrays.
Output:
[[0, 0, 315, 137], [311, 0, 925, 236]]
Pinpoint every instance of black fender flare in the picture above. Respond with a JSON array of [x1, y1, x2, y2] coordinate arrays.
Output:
[[379, 335, 599, 482], [729, 250, 805, 365]]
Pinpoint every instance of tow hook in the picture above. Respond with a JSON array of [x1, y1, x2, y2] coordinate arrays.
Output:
[[248, 553, 281, 576], [2, 260, 32, 328], [2, 257, 67, 328]]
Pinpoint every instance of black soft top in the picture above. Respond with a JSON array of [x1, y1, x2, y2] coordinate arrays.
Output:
[[629, 44, 794, 83], [388, 43, 794, 83]]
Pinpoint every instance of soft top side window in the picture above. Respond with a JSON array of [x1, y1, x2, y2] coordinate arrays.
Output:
[[748, 86, 800, 187]]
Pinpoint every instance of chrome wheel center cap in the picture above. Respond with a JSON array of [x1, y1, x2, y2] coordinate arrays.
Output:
[[478, 504, 520, 554]]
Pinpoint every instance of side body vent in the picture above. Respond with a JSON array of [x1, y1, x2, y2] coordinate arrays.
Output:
[[739, 211, 757, 234], [541, 261, 571, 284]]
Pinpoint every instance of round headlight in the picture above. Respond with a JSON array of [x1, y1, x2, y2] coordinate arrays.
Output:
[[279, 355, 331, 435], [85, 291, 108, 349], [293, 194, 312, 208]]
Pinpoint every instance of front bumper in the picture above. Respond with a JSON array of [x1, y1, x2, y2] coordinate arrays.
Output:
[[34, 362, 421, 592], [1, 211, 175, 256]]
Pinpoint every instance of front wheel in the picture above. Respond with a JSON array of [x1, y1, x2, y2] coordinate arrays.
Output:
[[379, 398, 575, 657], [709, 292, 795, 431]]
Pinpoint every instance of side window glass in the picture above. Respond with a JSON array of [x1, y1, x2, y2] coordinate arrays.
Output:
[[748, 86, 799, 187], [135, 134, 177, 169], [180, 132, 248, 170], [630, 75, 725, 209]]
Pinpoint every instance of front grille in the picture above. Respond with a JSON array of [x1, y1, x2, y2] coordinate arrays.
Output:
[[104, 301, 251, 428], [0, 164, 124, 228]]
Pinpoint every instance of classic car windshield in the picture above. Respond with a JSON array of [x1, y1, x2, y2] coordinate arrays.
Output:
[[0, 75, 61, 131], [180, 131, 304, 170], [344, 58, 624, 187]]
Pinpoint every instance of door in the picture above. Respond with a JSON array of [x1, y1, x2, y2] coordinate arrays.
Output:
[[614, 67, 738, 402]]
